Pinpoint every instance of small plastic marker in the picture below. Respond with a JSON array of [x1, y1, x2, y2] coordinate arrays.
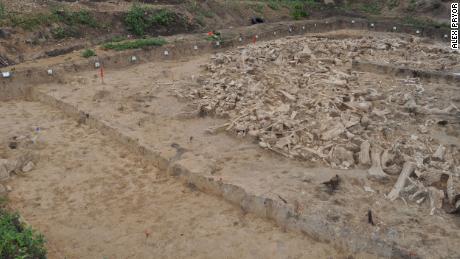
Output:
[[302, 26, 305, 30], [95, 62, 101, 68], [2, 71, 11, 78], [289, 27, 292, 32], [255, 35, 259, 39], [416, 30, 420, 34], [164, 50, 169, 56], [131, 56, 137, 62], [314, 24, 317, 27], [238, 37, 242, 42], [393, 26, 397, 30], [444, 34, 448, 38], [352, 20, 355, 24], [215, 41, 220, 46], [273, 31, 277, 35], [47, 69, 53, 75], [194, 45, 198, 50], [371, 23, 374, 27]]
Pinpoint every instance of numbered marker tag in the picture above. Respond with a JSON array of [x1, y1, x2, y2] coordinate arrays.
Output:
[[194, 45, 198, 50], [444, 34, 448, 38], [95, 62, 101, 68], [1, 71, 11, 78], [352, 20, 355, 24], [416, 30, 420, 34], [164, 50, 169, 56], [47, 69, 53, 75], [393, 26, 397, 31], [215, 41, 220, 46], [370, 23, 374, 27], [255, 35, 259, 39], [131, 56, 137, 62]]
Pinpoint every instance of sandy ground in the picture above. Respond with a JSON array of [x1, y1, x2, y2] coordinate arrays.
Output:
[[30, 32, 460, 258], [0, 101, 344, 259]]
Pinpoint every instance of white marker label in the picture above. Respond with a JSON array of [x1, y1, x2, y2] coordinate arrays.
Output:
[[2, 72, 11, 78], [452, 3, 459, 49], [370, 23, 374, 27], [47, 69, 53, 75], [393, 26, 397, 30], [194, 45, 198, 50], [215, 41, 220, 46], [95, 62, 101, 68], [352, 20, 355, 24], [238, 37, 242, 42], [164, 50, 169, 56]]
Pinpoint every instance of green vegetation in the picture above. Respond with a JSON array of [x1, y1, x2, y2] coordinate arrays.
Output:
[[0, 2, 5, 20], [54, 9, 98, 28], [81, 49, 96, 58], [0, 209, 47, 259], [102, 37, 167, 51], [250, 3, 265, 14], [388, 0, 400, 10], [359, 2, 382, 15], [125, 4, 176, 36], [291, 2, 309, 20], [267, 0, 281, 10], [402, 16, 450, 29], [0, 7, 99, 32], [51, 26, 80, 39]]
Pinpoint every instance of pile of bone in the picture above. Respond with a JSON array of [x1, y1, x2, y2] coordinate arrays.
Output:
[[175, 36, 460, 213], [358, 36, 460, 72]]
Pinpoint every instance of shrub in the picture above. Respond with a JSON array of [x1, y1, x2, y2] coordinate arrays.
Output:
[[102, 37, 167, 51], [125, 4, 150, 36], [81, 49, 96, 58], [52, 26, 80, 39], [151, 9, 175, 26], [125, 4, 176, 36], [291, 2, 309, 20], [0, 209, 47, 259]]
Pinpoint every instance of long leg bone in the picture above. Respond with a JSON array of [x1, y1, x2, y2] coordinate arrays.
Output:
[[368, 145, 389, 180], [358, 140, 371, 166], [387, 162, 415, 201]]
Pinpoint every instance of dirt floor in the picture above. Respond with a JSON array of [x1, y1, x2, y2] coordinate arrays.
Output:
[[1, 28, 459, 258], [19, 29, 458, 258], [0, 101, 346, 259]]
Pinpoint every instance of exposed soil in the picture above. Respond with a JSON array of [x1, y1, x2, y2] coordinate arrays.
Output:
[[21, 29, 459, 258], [0, 101, 345, 259]]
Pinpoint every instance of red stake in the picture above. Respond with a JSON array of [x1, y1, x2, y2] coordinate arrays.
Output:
[[253, 36, 257, 44], [100, 66, 105, 84]]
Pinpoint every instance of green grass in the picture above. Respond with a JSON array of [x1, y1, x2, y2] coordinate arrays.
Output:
[[53, 9, 98, 28], [102, 37, 167, 51], [0, 2, 5, 20], [81, 49, 96, 58], [267, 0, 281, 10], [388, 0, 400, 10], [402, 16, 450, 29], [359, 2, 382, 15], [0, 209, 47, 259], [125, 4, 176, 36], [291, 2, 309, 20], [250, 3, 265, 14], [2, 8, 99, 31]]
